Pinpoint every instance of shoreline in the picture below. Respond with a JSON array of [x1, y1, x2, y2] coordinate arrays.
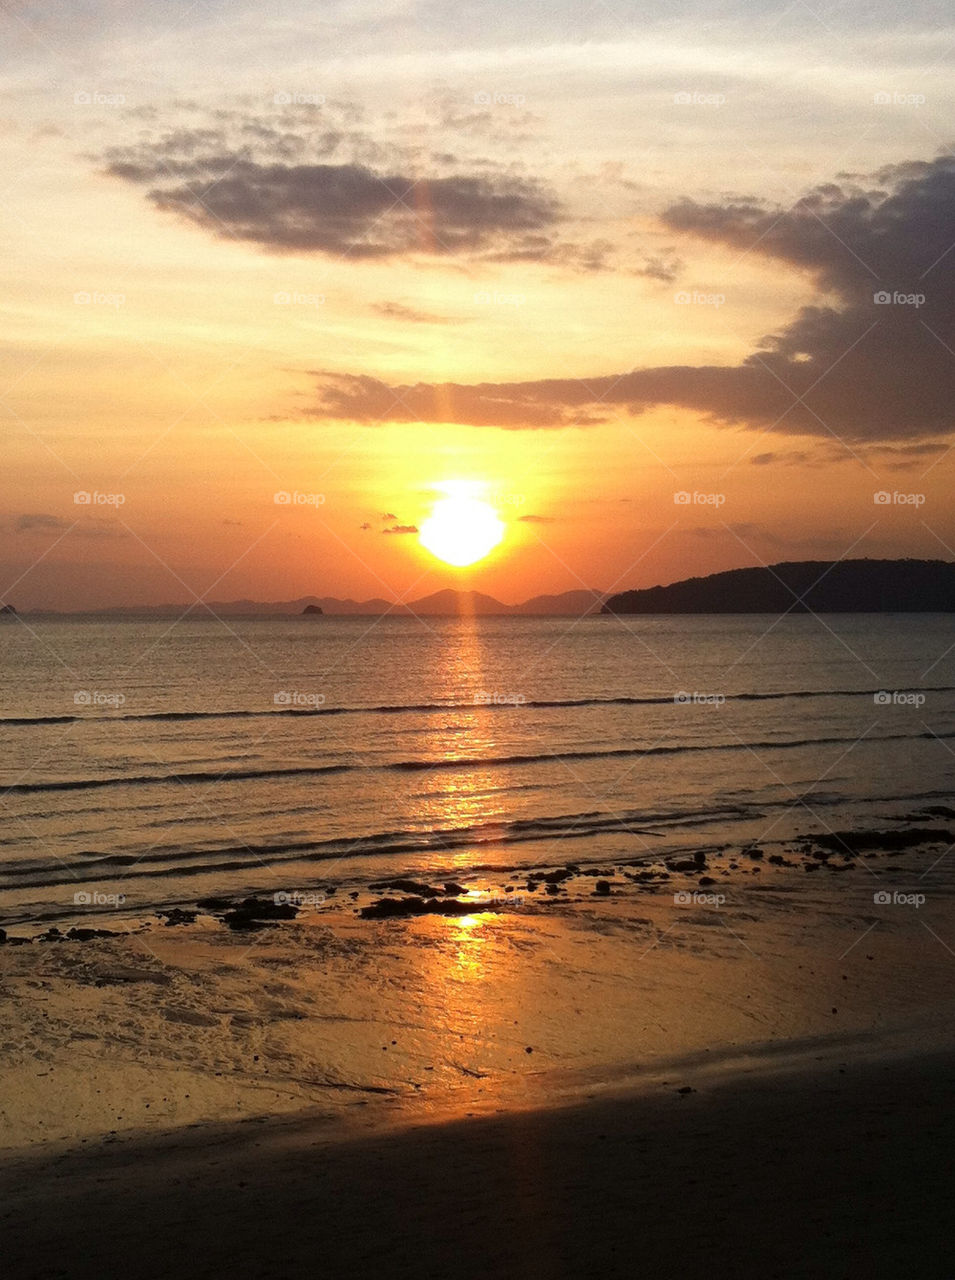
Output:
[[4, 1036, 955, 1278], [4, 827, 955, 1154], [4, 823, 955, 1275]]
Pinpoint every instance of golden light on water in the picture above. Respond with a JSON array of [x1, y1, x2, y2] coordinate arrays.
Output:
[[419, 482, 505, 567]]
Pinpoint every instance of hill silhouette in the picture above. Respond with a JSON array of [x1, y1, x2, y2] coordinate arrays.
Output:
[[602, 559, 955, 614], [26, 589, 605, 620]]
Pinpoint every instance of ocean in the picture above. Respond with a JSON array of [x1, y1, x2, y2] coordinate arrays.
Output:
[[1, 613, 953, 929]]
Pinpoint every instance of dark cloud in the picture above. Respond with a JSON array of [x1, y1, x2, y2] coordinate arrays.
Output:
[[106, 133, 561, 259], [307, 154, 955, 441], [309, 370, 607, 428], [382, 524, 418, 535], [517, 513, 555, 523]]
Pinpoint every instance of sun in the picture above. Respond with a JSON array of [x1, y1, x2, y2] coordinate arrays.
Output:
[[419, 484, 505, 567]]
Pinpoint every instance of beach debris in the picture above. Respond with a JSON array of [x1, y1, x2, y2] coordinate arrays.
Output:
[[157, 908, 198, 926], [798, 827, 951, 857], [218, 896, 300, 930], [37, 925, 120, 942], [359, 895, 483, 919], [525, 867, 574, 897], [369, 878, 445, 897], [667, 858, 703, 873]]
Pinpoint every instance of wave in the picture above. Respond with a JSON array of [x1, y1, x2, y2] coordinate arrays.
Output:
[[7, 782, 954, 896], [4, 728, 954, 796], [2, 684, 952, 728], [0, 801, 777, 890]]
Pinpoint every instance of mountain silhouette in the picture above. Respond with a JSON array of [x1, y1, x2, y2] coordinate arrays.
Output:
[[602, 559, 955, 614]]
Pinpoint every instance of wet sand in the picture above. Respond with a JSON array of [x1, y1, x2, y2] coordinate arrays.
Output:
[[2, 828, 955, 1275], [3, 1042, 955, 1279]]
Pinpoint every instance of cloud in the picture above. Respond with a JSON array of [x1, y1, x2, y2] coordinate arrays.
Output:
[[15, 513, 122, 538], [636, 252, 683, 282], [517, 513, 555, 523], [373, 301, 461, 325], [309, 370, 606, 428], [306, 154, 955, 441], [105, 133, 561, 260], [16, 513, 70, 532], [101, 107, 617, 268], [750, 450, 813, 466], [382, 524, 418, 534]]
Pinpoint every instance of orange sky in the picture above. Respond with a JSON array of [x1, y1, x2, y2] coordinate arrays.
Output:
[[2, 2, 954, 609]]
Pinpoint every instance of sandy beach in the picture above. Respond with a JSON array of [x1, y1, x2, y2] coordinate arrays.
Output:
[[3, 827, 955, 1276], [3, 1041, 955, 1279]]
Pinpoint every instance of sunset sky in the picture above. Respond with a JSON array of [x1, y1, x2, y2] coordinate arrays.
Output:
[[2, 0, 954, 609]]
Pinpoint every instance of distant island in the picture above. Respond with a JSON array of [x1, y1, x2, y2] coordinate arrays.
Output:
[[603, 559, 955, 614], [26, 588, 606, 620], [0, 604, 17, 620]]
